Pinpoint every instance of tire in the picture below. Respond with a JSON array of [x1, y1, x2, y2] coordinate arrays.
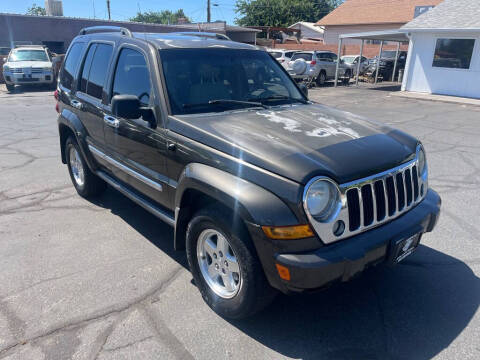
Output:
[[316, 71, 326, 86], [65, 136, 106, 198], [6, 83, 14, 92], [186, 206, 277, 319], [342, 70, 351, 85]]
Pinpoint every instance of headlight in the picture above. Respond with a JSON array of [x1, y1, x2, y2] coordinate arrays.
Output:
[[3, 65, 9, 72], [417, 145, 427, 175], [304, 178, 341, 222]]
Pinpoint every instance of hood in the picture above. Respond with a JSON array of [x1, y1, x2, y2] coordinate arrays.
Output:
[[170, 103, 418, 184], [5, 60, 52, 68]]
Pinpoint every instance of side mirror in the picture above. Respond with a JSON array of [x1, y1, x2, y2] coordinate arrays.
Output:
[[111, 94, 156, 128], [299, 83, 308, 98]]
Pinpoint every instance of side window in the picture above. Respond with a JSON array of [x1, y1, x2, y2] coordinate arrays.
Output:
[[317, 53, 331, 62], [80, 44, 96, 93], [112, 48, 151, 106], [86, 44, 113, 99], [60, 42, 85, 90]]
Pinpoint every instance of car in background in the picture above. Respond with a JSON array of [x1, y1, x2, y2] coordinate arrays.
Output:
[[2, 45, 56, 92], [286, 51, 351, 86], [267, 49, 297, 67], [340, 55, 369, 76], [366, 50, 407, 81]]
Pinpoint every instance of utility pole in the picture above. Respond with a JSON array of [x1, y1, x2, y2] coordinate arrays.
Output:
[[107, 0, 111, 20], [207, 0, 211, 22]]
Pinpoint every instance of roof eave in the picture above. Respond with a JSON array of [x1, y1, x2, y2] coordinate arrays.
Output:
[[400, 27, 480, 33]]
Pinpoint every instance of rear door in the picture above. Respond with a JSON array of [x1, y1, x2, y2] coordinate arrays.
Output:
[[72, 42, 114, 150], [316, 52, 334, 78], [102, 45, 170, 209]]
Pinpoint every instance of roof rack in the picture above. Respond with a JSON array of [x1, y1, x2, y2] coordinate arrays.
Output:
[[79, 26, 132, 37]]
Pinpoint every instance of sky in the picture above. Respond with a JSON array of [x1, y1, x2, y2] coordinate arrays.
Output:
[[2, 0, 240, 24]]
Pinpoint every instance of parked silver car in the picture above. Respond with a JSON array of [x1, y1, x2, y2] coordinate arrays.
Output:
[[286, 51, 350, 86], [340, 55, 370, 76]]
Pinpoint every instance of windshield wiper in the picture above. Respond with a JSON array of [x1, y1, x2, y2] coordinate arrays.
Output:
[[183, 99, 267, 109], [251, 95, 309, 105]]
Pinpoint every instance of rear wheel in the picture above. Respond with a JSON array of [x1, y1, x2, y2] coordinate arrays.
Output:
[[342, 70, 352, 85], [6, 83, 14, 92], [65, 136, 106, 198], [186, 206, 277, 319], [316, 71, 326, 86]]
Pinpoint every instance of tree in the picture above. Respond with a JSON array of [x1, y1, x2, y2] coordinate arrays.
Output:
[[129, 9, 190, 24], [26, 3, 46, 16], [235, 0, 341, 27]]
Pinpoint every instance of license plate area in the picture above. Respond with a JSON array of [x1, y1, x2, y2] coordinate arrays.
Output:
[[391, 233, 421, 263]]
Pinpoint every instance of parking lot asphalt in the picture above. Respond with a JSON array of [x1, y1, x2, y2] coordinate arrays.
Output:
[[0, 83, 479, 360]]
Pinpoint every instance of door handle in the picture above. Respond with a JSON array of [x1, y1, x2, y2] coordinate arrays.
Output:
[[104, 115, 120, 128], [70, 99, 83, 110]]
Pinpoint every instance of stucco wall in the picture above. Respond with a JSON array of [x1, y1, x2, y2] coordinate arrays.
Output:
[[323, 24, 404, 44], [404, 31, 480, 99]]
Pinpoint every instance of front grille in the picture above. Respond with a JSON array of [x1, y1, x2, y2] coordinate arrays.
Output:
[[31, 67, 43, 73], [345, 164, 421, 232], [11, 68, 23, 74]]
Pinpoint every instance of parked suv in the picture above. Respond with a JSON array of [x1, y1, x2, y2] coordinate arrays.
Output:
[[286, 51, 351, 86], [56, 27, 441, 319], [267, 49, 297, 67], [3, 45, 56, 91]]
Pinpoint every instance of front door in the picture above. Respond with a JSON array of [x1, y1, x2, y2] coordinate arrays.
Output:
[[103, 46, 170, 209]]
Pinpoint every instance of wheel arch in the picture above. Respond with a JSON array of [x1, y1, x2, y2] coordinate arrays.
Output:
[[173, 163, 299, 250]]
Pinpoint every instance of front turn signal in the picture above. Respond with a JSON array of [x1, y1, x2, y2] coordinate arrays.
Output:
[[262, 224, 314, 240]]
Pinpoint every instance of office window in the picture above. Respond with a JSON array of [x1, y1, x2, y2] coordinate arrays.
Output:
[[432, 38, 475, 69]]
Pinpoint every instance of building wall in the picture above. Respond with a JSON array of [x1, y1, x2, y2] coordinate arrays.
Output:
[[404, 31, 480, 99], [323, 24, 405, 44]]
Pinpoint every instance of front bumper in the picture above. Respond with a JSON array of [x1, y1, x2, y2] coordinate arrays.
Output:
[[271, 189, 441, 292], [4, 72, 54, 85]]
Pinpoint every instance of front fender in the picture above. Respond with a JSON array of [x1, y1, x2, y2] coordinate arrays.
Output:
[[173, 163, 300, 250], [176, 163, 299, 226]]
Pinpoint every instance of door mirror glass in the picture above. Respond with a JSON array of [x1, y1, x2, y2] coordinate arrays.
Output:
[[112, 94, 141, 119]]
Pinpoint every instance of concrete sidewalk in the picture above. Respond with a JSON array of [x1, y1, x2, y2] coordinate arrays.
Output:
[[391, 90, 480, 107]]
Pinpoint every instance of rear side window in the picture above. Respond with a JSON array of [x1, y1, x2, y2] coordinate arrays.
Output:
[[60, 42, 85, 90], [291, 53, 312, 61], [86, 44, 113, 99], [80, 44, 96, 93], [112, 48, 151, 106]]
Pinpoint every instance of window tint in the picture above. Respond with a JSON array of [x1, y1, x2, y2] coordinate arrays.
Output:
[[285, 52, 295, 58], [80, 44, 96, 93], [432, 39, 475, 69], [112, 48, 151, 105], [86, 43, 113, 99], [317, 53, 332, 62], [60, 42, 85, 90]]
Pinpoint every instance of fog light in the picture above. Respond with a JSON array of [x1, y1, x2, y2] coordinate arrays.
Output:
[[333, 220, 345, 236]]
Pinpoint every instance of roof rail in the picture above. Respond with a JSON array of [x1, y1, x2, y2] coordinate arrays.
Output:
[[15, 44, 46, 48], [79, 26, 132, 37]]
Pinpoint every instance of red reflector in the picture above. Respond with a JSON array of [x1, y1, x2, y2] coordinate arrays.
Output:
[[55, 102, 60, 113], [54, 89, 58, 100]]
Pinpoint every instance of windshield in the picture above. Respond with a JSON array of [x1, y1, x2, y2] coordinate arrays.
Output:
[[381, 51, 397, 59], [8, 49, 49, 62], [269, 52, 282, 59], [342, 56, 356, 64], [160, 48, 306, 115], [290, 53, 312, 61]]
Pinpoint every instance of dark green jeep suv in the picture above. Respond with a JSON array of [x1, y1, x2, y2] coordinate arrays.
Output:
[[56, 26, 441, 319]]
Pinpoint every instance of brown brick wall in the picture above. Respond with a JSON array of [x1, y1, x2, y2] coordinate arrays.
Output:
[[272, 42, 409, 58]]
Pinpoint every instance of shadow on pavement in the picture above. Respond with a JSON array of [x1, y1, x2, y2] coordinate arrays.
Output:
[[230, 245, 479, 359], [3, 84, 54, 95], [90, 187, 479, 360]]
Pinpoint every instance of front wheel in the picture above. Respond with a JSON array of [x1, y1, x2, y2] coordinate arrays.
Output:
[[316, 71, 326, 86], [186, 206, 277, 319]]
